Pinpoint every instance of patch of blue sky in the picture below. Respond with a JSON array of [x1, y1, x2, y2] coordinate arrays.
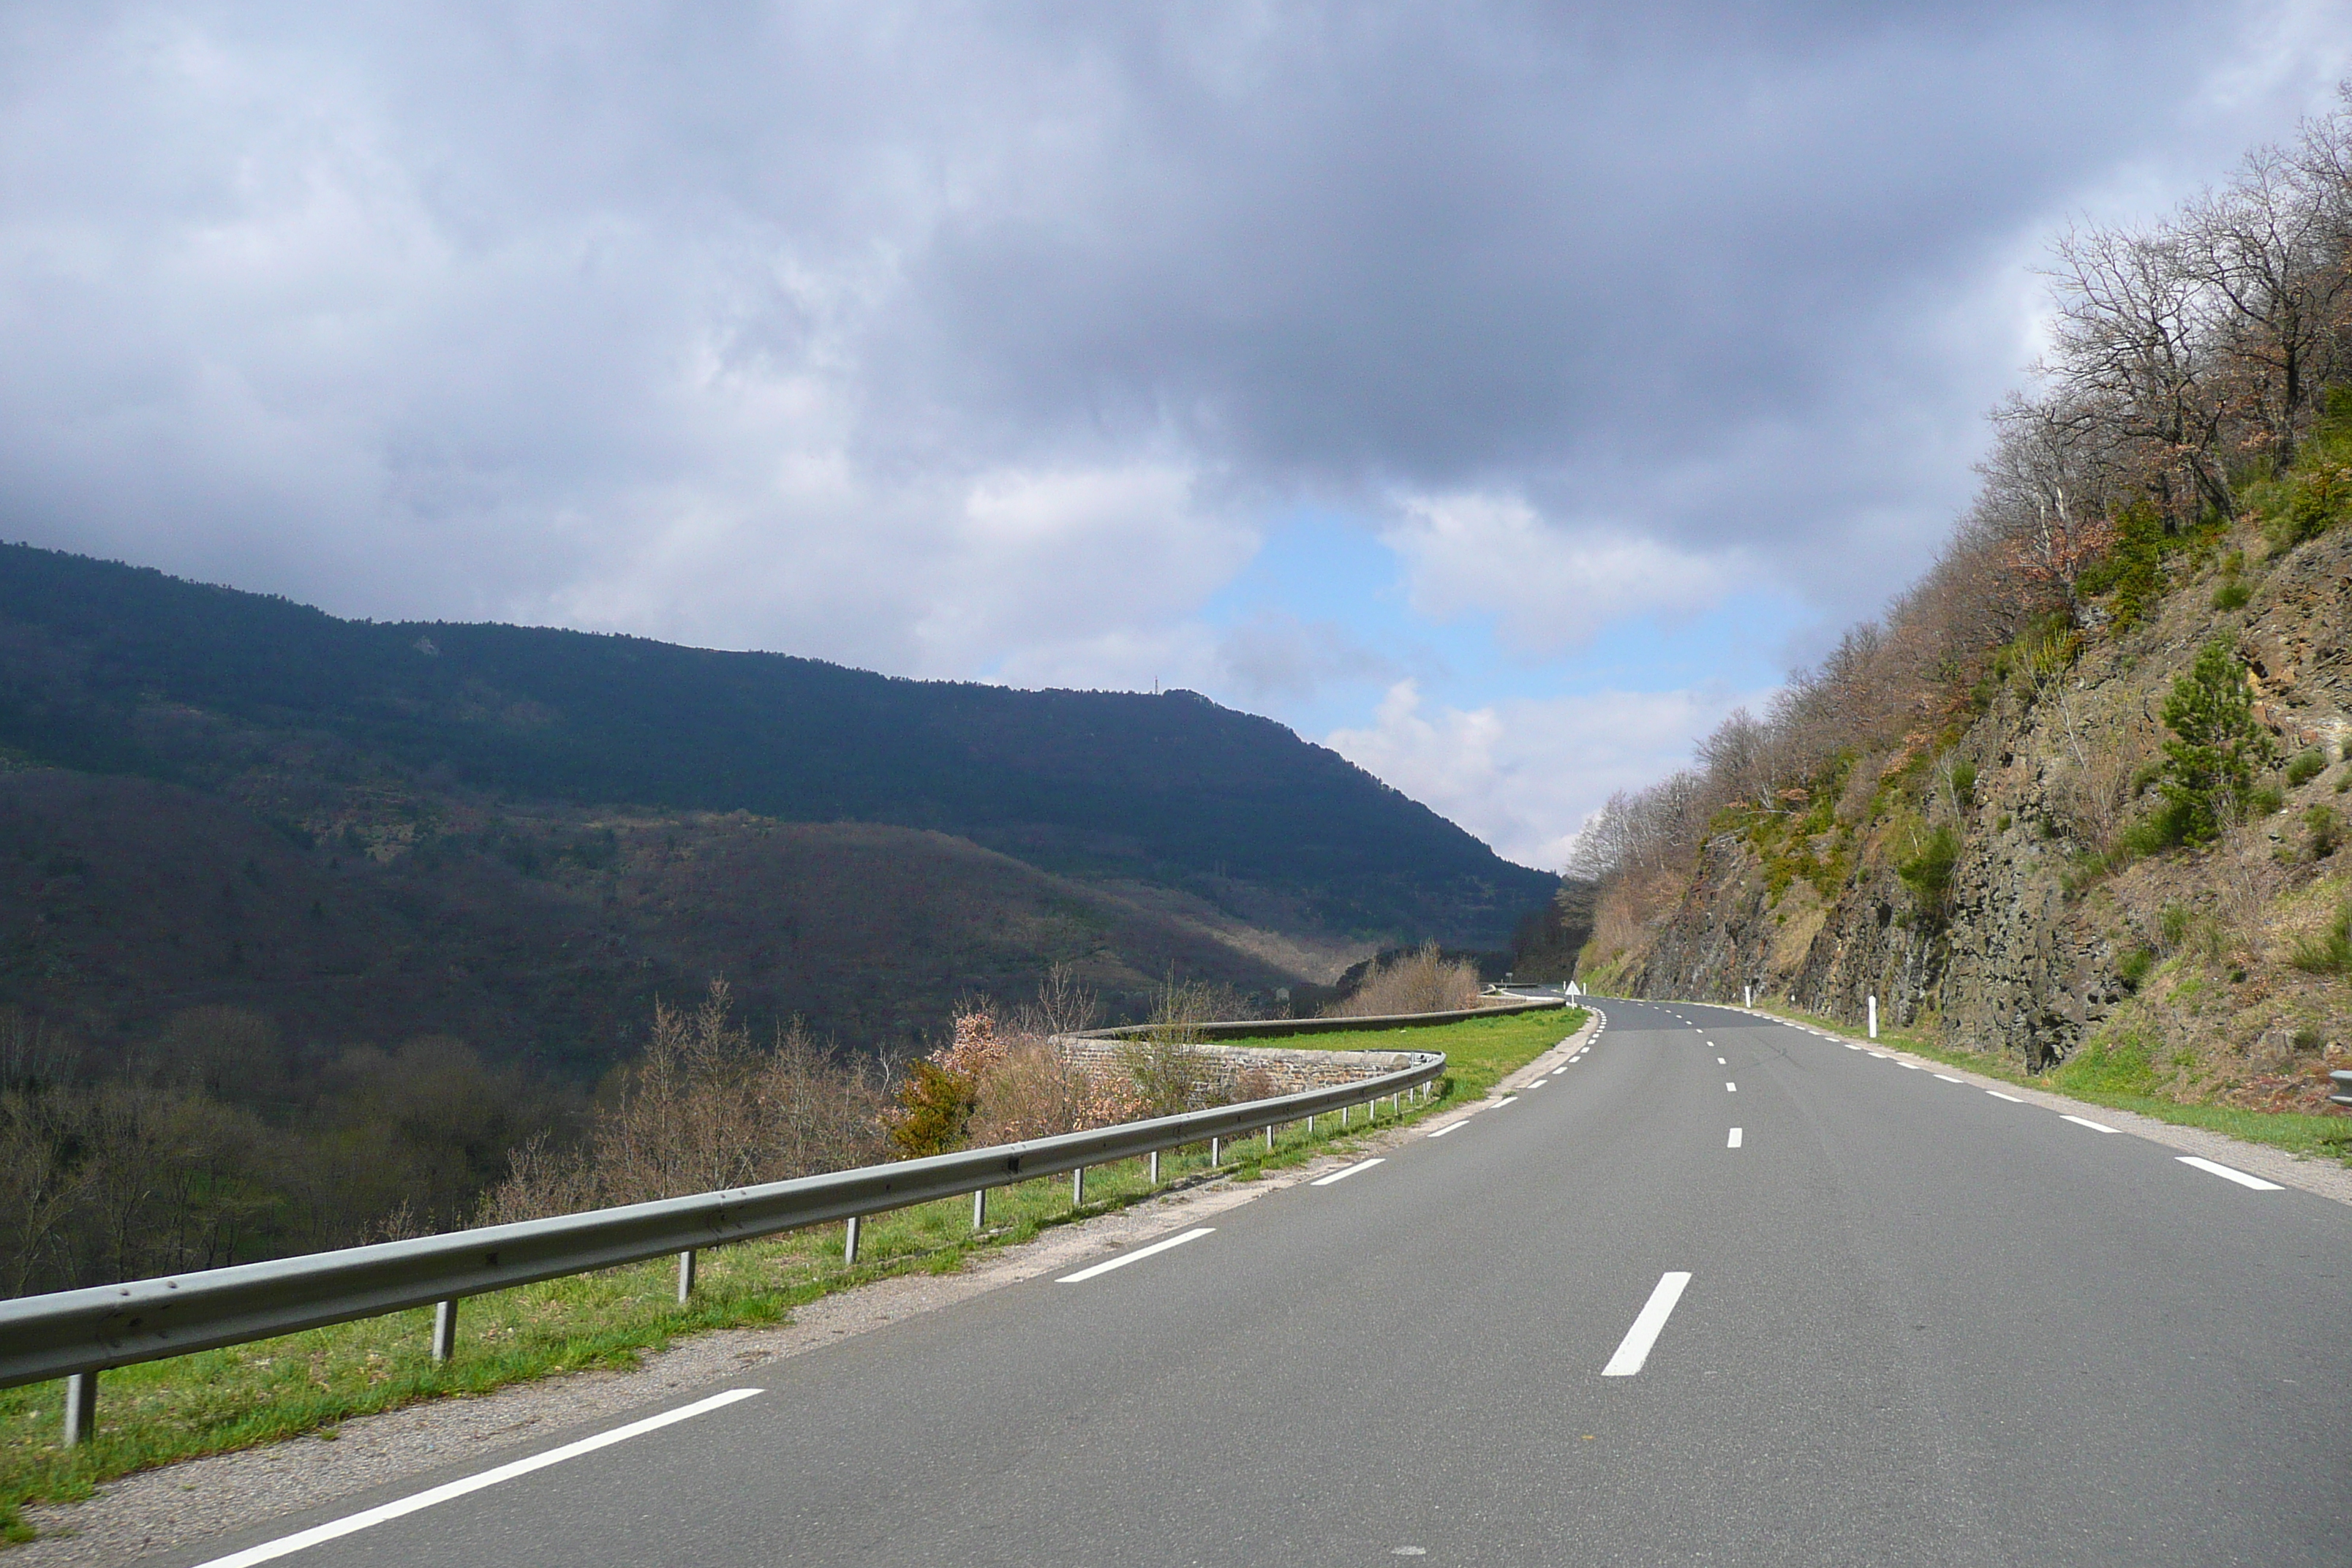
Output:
[[1199, 509, 1812, 736]]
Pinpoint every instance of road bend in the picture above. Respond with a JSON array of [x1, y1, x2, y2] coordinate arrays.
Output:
[[163, 1000, 2351, 1567]]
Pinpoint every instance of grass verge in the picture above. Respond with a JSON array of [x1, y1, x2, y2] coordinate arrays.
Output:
[[1740, 999, 2352, 1166], [0, 1008, 1578, 1543]]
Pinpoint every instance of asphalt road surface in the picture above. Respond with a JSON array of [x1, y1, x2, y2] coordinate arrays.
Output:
[[165, 1000, 2352, 1567]]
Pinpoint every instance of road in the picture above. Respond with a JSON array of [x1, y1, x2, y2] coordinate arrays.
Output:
[[167, 1000, 2351, 1567]]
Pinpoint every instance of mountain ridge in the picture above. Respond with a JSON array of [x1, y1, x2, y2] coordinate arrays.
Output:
[[0, 541, 1550, 943]]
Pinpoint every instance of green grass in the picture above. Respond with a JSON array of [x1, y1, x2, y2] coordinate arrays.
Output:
[[1744, 1000, 2352, 1165], [0, 1009, 1577, 1543]]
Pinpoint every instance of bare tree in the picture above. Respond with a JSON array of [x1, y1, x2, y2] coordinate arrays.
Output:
[[1978, 391, 2120, 619], [2043, 220, 2232, 522], [2182, 145, 2351, 472]]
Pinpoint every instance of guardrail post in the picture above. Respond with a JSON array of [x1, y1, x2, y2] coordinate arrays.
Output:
[[431, 1299, 458, 1364], [1210, 1136, 1221, 1166], [62, 1371, 96, 1446], [843, 1215, 861, 1265], [1148, 1150, 1160, 1184], [1264, 1123, 1274, 1152], [676, 1250, 696, 1303], [1341, 1104, 1349, 1127], [1073, 1166, 1085, 1205], [973, 1188, 987, 1230]]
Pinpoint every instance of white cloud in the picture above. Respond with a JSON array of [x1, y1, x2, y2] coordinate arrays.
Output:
[[1382, 492, 1748, 656], [1213, 608, 1398, 701], [0, 0, 2345, 867], [1323, 679, 1771, 869]]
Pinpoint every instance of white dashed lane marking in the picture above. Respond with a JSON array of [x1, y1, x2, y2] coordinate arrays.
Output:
[[2177, 1156, 2283, 1190], [1058, 1227, 1217, 1284]]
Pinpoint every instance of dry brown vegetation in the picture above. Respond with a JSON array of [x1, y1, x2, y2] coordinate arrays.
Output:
[[1324, 941, 1484, 1017], [478, 980, 886, 1222]]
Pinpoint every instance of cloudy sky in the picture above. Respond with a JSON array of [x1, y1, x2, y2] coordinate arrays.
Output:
[[4, 3, 2348, 868]]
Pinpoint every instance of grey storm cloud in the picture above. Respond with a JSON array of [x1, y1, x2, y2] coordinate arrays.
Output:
[[0, 1, 2342, 674]]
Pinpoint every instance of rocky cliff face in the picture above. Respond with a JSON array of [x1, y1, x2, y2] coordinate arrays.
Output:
[[1620, 519, 2352, 1104]]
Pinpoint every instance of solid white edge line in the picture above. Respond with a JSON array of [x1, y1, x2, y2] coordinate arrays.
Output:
[[1933, 1074, 1964, 1083], [1308, 1157, 1387, 1188], [1602, 1271, 1692, 1376], [2177, 1155, 2284, 1190], [1057, 1226, 1217, 1282], [189, 1387, 765, 1568], [1727, 1127, 1742, 1148], [1426, 1121, 1466, 1138], [1986, 1090, 2024, 1103], [2061, 1114, 2119, 1134], [1495, 1095, 1520, 1107]]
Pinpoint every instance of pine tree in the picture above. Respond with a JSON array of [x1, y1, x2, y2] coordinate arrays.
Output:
[[2158, 639, 2266, 844]]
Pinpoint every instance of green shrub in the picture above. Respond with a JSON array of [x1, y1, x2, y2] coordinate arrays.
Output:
[[889, 1058, 977, 1158], [2117, 806, 2187, 859], [1950, 759, 1977, 807], [2117, 946, 2155, 991], [2264, 461, 2352, 549], [2212, 579, 2251, 611], [2159, 902, 2190, 949], [2077, 501, 2168, 630], [2293, 1025, 2323, 1052], [2307, 805, 2341, 859], [2048, 1033, 2157, 1096], [2250, 785, 2285, 816], [1897, 825, 1961, 911], [2247, 389, 2352, 549], [2286, 748, 2327, 786], [2291, 902, 2352, 975], [1997, 813, 2012, 832], [2158, 639, 2269, 843]]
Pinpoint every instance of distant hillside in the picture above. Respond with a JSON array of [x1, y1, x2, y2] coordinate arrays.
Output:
[[0, 768, 1340, 1078], [0, 543, 1550, 946]]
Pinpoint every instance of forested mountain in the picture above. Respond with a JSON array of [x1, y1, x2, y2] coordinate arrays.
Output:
[[0, 541, 1548, 943]]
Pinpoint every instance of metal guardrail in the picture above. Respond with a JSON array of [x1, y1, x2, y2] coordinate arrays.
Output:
[[1074, 994, 1567, 1040], [2331, 1069, 2352, 1107], [0, 1041, 1460, 1441]]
